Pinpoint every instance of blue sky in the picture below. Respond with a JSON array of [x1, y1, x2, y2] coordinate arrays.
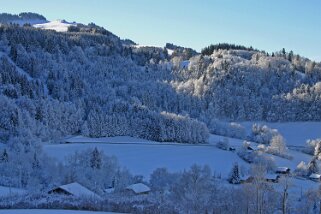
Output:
[[1, 0, 320, 61]]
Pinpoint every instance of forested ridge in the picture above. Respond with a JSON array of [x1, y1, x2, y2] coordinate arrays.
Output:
[[0, 14, 321, 145]]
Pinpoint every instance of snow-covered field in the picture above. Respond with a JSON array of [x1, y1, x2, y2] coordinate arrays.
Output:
[[42, 122, 321, 179], [44, 140, 246, 179], [0, 210, 118, 214]]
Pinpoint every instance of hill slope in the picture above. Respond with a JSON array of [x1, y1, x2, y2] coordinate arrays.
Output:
[[0, 12, 321, 146]]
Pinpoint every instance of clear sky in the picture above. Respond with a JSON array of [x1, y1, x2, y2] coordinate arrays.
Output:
[[1, 0, 320, 61]]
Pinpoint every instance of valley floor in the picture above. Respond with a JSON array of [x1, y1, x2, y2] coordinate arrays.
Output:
[[42, 122, 321, 194]]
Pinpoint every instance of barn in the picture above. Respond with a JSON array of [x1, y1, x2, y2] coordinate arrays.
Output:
[[126, 183, 151, 195], [309, 173, 321, 182], [276, 167, 290, 174], [48, 182, 101, 199]]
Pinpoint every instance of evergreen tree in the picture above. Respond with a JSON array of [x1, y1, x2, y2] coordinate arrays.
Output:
[[32, 153, 40, 169], [288, 50, 294, 62], [9, 45, 18, 61], [228, 162, 241, 184], [0, 149, 9, 163], [90, 147, 102, 169]]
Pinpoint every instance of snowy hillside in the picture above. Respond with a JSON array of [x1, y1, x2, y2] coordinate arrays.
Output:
[[33, 20, 77, 32]]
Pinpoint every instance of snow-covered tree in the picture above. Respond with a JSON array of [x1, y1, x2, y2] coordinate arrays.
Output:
[[295, 161, 308, 177], [149, 167, 179, 193], [268, 134, 287, 155], [314, 140, 321, 159], [171, 165, 216, 213], [308, 157, 319, 175]]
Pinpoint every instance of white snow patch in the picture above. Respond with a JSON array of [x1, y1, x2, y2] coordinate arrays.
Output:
[[33, 20, 77, 32], [166, 48, 174, 56], [132, 44, 161, 49]]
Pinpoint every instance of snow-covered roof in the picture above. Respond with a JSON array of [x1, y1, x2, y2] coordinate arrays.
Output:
[[51, 182, 100, 198], [104, 187, 115, 194], [126, 183, 151, 194], [276, 167, 290, 172], [309, 173, 321, 179], [266, 174, 278, 180]]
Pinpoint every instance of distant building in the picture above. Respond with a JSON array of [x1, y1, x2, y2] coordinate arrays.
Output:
[[276, 167, 290, 174], [229, 146, 236, 151], [48, 182, 101, 199], [241, 174, 279, 184], [309, 173, 321, 182], [247, 146, 255, 151], [126, 183, 151, 195], [265, 174, 280, 183], [104, 187, 115, 194]]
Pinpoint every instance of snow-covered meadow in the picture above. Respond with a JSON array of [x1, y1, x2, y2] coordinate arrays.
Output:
[[43, 122, 321, 179], [44, 137, 245, 179]]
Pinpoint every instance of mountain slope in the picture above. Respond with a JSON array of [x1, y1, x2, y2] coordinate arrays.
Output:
[[0, 13, 320, 145]]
